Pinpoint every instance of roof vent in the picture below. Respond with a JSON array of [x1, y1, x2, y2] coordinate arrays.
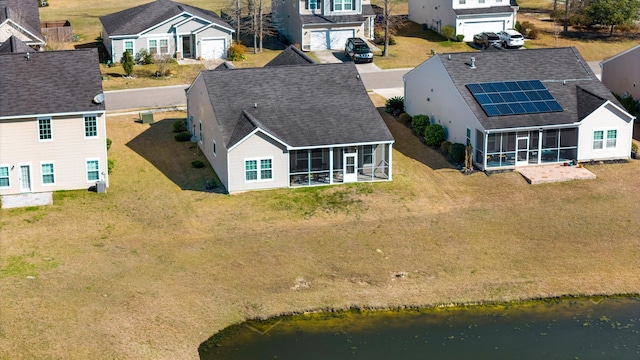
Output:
[[470, 57, 476, 69], [24, 52, 29, 61], [448, 54, 451, 60], [254, 102, 258, 108]]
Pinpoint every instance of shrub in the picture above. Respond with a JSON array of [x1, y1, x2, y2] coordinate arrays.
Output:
[[385, 96, 404, 114], [191, 160, 205, 168], [121, 51, 134, 77], [388, 36, 397, 45], [172, 119, 187, 133], [449, 143, 466, 163], [519, 21, 539, 39], [175, 131, 191, 142], [106, 138, 112, 151], [632, 143, 638, 153], [424, 123, 446, 146], [441, 25, 455, 40], [136, 49, 154, 65], [107, 158, 115, 174], [398, 112, 412, 125], [411, 114, 430, 136], [441, 140, 452, 154], [613, 93, 639, 116], [227, 42, 247, 61], [456, 34, 465, 42]]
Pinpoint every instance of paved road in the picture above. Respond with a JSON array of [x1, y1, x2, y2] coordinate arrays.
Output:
[[105, 84, 189, 112]]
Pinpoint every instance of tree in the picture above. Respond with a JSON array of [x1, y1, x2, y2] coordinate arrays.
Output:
[[380, 0, 406, 57], [121, 51, 134, 77], [441, 25, 455, 41], [223, 0, 276, 53], [584, 0, 640, 35]]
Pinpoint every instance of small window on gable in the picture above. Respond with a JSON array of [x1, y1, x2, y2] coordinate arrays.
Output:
[[39, 118, 52, 141], [84, 115, 98, 138]]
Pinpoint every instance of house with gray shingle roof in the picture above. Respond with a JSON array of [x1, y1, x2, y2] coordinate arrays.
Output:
[[408, 0, 519, 42], [186, 62, 394, 193], [600, 43, 640, 103], [272, 0, 375, 51], [0, 48, 108, 196], [100, 0, 233, 62], [265, 45, 316, 66], [0, 0, 45, 49], [404, 47, 635, 171]]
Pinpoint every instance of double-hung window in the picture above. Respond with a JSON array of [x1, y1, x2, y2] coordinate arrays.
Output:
[[0, 165, 9, 188], [593, 129, 617, 150], [245, 158, 273, 181], [160, 39, 169, 54], [41, 162, 55, 185], [307, 0, 319, 10], [86, 159, 100, 182], [148, 39, 158, 55], [333, 0, 352, 11], [124, 40, 134, 54], [84, 115, 98, 138], [39, 118, 52, 141]]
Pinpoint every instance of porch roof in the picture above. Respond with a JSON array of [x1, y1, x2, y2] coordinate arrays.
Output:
[[301, 14, 365, 25], [197, 63, 394, 149]]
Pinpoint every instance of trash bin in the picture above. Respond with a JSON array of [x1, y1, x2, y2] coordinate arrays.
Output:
[[96, 180, 106, 193]]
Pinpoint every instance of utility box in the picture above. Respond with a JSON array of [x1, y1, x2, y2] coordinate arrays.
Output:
[[96, 180, 106, 193], [140, 112, 154, 124]]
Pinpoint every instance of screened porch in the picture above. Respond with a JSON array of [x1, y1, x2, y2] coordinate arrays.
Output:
[[289, 144, 392, 188]]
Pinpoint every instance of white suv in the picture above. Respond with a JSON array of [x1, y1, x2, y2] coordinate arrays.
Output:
[[497, 29, 524, 48]]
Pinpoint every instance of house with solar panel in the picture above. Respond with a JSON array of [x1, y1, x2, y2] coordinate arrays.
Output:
[[403, 47, 635, 171]]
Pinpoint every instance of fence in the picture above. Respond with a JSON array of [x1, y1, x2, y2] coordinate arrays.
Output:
[[41, 20, 72, 43]]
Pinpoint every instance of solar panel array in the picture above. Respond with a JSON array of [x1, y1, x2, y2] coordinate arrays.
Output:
[[466, 80, 563, 117]]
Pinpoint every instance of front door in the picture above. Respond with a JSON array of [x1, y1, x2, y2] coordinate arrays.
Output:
[[19, 165, 31, 193], [182, 36, 192, 58], [343, 153, 357, 182], [516, 136, 529, 166]]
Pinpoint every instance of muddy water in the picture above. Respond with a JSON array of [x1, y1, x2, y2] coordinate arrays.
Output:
[[200, 297, 640, 359]]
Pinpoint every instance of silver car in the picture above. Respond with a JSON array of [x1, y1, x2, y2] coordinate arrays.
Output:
[[497, 29, 524, 48]]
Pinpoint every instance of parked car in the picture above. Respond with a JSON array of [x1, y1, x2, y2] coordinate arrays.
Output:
[[473, 32, 501, 49], [497, 29, 524, 48], [345, 37, 373, 63]]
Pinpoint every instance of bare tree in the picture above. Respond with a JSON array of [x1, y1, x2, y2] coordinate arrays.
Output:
[[380, 0, 405, 57], [224, 0, 275, 53], [564, 0, 570, 33]]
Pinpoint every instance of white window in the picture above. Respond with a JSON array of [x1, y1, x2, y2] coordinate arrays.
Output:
[[362, 145, 373, 164], [41, 162, 55, 185], [199, 121, 203, 144], [593, 130, 617, 150], [148, 38, 169, 55], [212, 139, 217, 156], [124, 40, 134, 54], [84, 115, 98, 138], [308, 0, 319, 10], [86, 159, 100, 182], [39, 118, 52, 141], [333, 0, 352, 11], [459, 0, 466, 4], [479, 0, 485, 3], [245, 158, 273, 181], [0, 165, 9, 188], [467, 128, 472, 146]]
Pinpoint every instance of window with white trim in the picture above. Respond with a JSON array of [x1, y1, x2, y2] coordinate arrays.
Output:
[[593, 129, 617, 150], [0, 165, 9, 188], [124, 40, 134, 54], [41, 162, 55, 185], [459, 0, 466, 4], [245, 158, 273, 181], [86, 159, 100, 182], [148, 39, 158, 55], [148, 38, 169, 55], [467, 128, 471, 146], [363, 145, 373, 164], [39, 118, 52, 141], [333, 0, 352, 11], [84, 115, 98, 138], [212, 139, 217, 156], [479, 0, 485, 3], [307, 0, 319, 10], [199, 121, 203, 144]]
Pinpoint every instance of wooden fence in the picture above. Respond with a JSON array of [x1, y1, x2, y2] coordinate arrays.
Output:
[[41, 20, 72, 43]]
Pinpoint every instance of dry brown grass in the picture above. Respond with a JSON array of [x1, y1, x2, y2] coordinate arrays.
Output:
[[1, 100, 639, 359]]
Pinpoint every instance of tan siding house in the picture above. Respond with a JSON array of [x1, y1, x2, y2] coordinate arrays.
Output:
[[0, 46, 107, 197]]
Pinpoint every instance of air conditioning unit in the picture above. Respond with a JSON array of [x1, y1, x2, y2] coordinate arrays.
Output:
[[96, 180, 106, 193]]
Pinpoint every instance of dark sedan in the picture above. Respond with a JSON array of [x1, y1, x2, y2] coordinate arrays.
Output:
[[473, 32, 501, 49]]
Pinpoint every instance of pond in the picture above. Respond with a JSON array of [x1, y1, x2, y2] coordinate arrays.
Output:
[[200, 297, 640, 359]]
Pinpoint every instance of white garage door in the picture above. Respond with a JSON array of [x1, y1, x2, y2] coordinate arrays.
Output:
[[201, 38, 226, 59], [461, 21, 505, 42], [310, 29, 355, 50]]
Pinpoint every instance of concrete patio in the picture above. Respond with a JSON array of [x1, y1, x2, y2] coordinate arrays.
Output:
[[1, 192, 53, 209], [517, 164, 597, 184]]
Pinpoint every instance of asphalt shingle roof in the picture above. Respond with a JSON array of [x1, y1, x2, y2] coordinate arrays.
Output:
[[437, 47, 620, 130], [196, 63, 393, 148], [265, 45, 316, 66], [0, 48, 105, 118], [0, 35, 32, 53], [0, 0, 44, 43], [100, 0, 231, 36], [454, 5, 516, 16]]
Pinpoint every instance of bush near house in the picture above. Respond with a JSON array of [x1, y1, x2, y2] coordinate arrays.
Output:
[[441, 25, 455, 41], [517, 21, 539, 40], [449, 143, 466, 163], [411, 114, 430, 136], [441, 140, 452, 154], [398, 112, 412, 125], [191, 160, 205, 168], [385, 96, 404, 115], [173, 119, 187, 133], [175, 131, 191, 142], [227, 42, 247, 61], [424, 123, 445, 146]]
